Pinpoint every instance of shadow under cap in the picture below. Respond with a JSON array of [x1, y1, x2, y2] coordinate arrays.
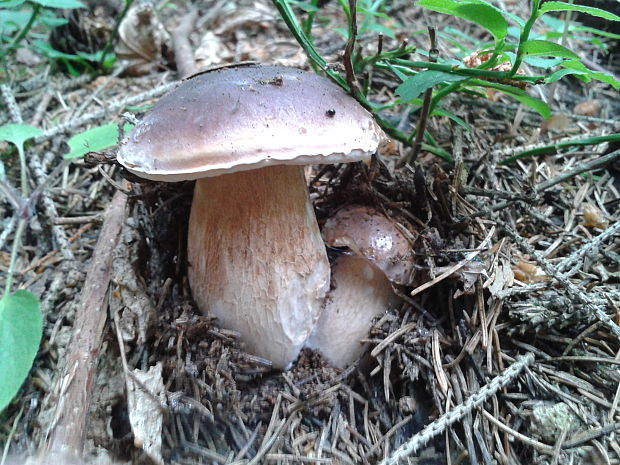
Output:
[[117, 65, 384, 180]]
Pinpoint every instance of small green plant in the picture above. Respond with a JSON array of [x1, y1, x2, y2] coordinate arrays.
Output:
[[0, 123, 42, 412], [0, 121, 125, 411], [273, 0, 620, 163]]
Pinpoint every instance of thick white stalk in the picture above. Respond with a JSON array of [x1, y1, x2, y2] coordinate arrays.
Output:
[[306, 254, 400, 368], [187, 165, 330, 369]]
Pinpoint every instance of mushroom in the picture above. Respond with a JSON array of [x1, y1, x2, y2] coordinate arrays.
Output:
[[306, 205, 416, 368], [117, 65, 383, 369]]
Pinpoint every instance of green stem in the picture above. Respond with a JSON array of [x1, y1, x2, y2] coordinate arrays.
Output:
[[384, 58, 544, 82], [358, 46, 417, 69], [428, 80, 468, 115], [301, 0, 319, 37], [18, 147, 28, 197], [510, 0, 541, 76], [99, 0, 134, 67], [0, 3, 41, 63], [272, 0, 349, 89], [500, 133, 620, 165], [4, 218, 27, 296]]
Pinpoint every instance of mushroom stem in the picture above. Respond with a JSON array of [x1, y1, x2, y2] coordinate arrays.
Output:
[[306, 254, 400, 368], [188, 165, 330, 369]]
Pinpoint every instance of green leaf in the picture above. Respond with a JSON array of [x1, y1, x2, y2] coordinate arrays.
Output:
[[64, 123, 132, 159], [523, 56, 565, 69], [560, 59, 589, 72], [30, 0, 85, 8], [481, 81, 551, 119], [334, 26, 348, 40], [545, 67, 587, 83], [288, 0, 319, 12], [0, 124, 42, 151], [39, 14, 69, 28], [500, 133, 620, 164], [33, 40, 87, 62], [367, 22, 397, 39], [573, 25, 620, 40], [0, 11, 30, 32], [588, 72, 620, 89], [521, 39, 580, 59], [431, 108, 471, 131], [417, 0, 459, 16], [454, 3, 508, 41], [384, 61, 408, 82], [0, 0, 27, 7], [397, 70, 469, 101], [540, 1, 620, 22], [0, 291, 42, 412], [461, 0, 525, 27], [418, 0, 508, 40]]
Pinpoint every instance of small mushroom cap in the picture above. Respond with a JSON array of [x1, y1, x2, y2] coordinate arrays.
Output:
[[117, 65, 384, 181], [322, 205, 416, 285]]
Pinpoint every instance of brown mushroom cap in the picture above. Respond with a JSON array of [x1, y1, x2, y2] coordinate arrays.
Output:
[[117, 65, 383, 181], [322, 205, 416, 285]]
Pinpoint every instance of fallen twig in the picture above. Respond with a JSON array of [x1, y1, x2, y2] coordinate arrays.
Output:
[[32, 190, 127, 465], [172, 8, 199, 78], [379, 354, 534, 464], [535, 148, 620, 192]]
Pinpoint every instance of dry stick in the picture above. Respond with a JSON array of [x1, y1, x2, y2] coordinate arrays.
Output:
[[561, 421, 620, 449], [0, 216, 17, 250], [172, 8, 199, 79], [535, 148, 620, 193], [480, 410, 555, 455], [1, 83, 23, 123], [29, 154, 75, 261], [33, 190, 127, 464], [30, 90, 54, 127], [1, 404, 24, 465], [379, 354, 534, 465], [550, 428, 568, 465], [556, 219, 620, 273], [69, 62, 129, 121], [20, 223, 94, 275], [20, 74, 91, 117]]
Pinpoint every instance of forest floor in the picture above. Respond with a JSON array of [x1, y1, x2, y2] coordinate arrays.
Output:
[[1, 0, 620, 464]]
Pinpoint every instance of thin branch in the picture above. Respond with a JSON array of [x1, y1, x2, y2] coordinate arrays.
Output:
[[33, 190, 128, 464], [380, 354, 535, 464], [172, 8, 199, 78]]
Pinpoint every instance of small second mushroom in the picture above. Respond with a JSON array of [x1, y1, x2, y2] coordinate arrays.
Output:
[[306, 205, 417, 368]]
